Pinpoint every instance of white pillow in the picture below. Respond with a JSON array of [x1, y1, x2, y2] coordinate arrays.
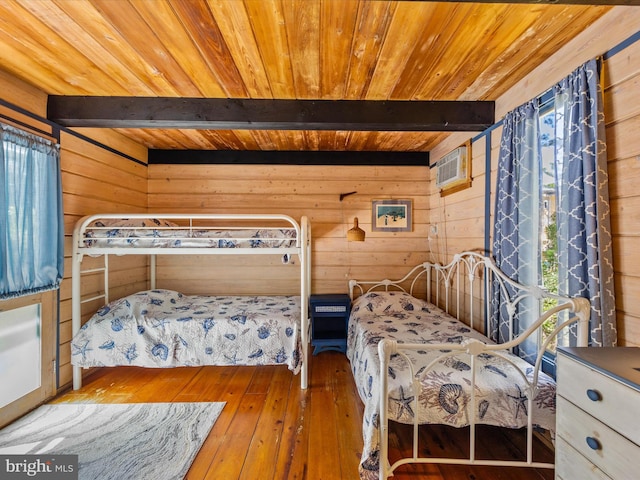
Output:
[[352, 290, 430, 314]]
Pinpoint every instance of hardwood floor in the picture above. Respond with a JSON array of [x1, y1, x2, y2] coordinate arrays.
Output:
[[51, 352, 554, 480]]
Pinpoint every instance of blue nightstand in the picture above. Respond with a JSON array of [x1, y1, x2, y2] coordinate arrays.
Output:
[[310, 294, 351, 355]]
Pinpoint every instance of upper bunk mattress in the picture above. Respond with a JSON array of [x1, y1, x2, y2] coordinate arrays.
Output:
[[71, 289, 302, 373], [82, 218, 298, 249]]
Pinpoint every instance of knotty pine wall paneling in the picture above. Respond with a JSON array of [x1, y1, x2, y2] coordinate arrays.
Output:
[[605, 37, 640, 347], [427, 135, 487, 264], [427, 7, 640, 346], [59, 128, 148, 387], [147, 163, 430, 296]]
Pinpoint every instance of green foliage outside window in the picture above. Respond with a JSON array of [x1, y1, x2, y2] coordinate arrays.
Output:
[[542, 213, 559, 349]]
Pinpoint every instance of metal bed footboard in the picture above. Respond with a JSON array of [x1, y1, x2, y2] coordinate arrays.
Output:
[[377, 294, 590, 479], [348, 251, 591, 479]]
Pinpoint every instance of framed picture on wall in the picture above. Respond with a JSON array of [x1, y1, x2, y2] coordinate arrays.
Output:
[[371, 199, 412, 232]]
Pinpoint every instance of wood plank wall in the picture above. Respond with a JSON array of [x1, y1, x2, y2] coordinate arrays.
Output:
[[59, 128, 149, 386], [606, 37, 640, 347], [426, 7, 640, 347], [147, 164, 430, 295]]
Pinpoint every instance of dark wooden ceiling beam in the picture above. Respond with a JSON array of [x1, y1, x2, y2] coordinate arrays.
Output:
[[148, 149, 429, 166], [47, 96, 495, 132]]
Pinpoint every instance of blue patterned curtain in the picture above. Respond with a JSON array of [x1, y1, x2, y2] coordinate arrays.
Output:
[[491, 101, 541, 363], [554, 59, 616, 347], [0, 124, 64, 299], [492, 58, 616, 353]]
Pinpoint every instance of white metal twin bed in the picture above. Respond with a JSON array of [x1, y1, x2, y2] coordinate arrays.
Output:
[[70, 213, 311, 390], [347, 251, 590, 479]]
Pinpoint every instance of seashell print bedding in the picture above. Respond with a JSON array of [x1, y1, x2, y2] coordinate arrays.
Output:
[[71, 289, 302, 373], [346, 290, 556, 478]]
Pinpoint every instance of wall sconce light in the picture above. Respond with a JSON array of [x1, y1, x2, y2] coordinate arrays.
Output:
[[347, 217, 366, 242]]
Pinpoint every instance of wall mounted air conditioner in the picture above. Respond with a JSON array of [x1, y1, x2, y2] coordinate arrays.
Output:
[[435, 141, 472, 195]]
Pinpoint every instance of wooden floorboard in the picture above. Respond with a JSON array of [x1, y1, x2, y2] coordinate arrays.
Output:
[[50, 352, 555, 479]]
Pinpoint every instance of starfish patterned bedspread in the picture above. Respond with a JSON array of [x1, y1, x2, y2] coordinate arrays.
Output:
[[71, 289, 302, 373], [346, 291, 556, 479]]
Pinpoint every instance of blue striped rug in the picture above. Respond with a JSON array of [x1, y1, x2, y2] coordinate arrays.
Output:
[[0, 402, 224, 480]]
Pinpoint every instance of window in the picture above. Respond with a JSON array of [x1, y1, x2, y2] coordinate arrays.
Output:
[[0, 304, 41, 408], [494, 59, 616, 374], [0, 291, 56, 428], [0, 123, 62, 426], [539, 101, 560, 352], [0, 123, 63, 299]]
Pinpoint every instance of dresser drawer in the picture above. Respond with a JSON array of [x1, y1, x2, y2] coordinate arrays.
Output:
[[556, 436, 611, 480], [557, 396, 640, 479], [557, 354, 640, 444]]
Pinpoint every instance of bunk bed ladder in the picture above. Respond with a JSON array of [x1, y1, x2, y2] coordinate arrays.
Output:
[[71, 253, 108, 390]]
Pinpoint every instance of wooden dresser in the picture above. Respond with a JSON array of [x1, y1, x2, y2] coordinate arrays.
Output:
[[556, 347, 640, 480]]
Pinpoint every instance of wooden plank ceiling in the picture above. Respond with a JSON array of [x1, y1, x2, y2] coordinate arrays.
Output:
[[0, 0, 616, 153]]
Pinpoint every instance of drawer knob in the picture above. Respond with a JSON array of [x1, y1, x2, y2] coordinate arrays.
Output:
[[586, 436, 602, 451], [586, 389, 602, 401]]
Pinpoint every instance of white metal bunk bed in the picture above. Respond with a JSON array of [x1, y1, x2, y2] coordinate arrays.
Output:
[[347, 251, 590, 480], [71, 213, 311, 391]]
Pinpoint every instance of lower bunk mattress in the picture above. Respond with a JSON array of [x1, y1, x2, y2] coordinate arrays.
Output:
[[71, 289, 302, 373], [347, 291, 557, 477]]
